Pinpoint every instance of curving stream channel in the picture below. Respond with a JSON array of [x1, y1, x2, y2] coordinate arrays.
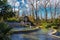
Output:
[[10, 28, 60, 40], [7, 22, 60, 40]]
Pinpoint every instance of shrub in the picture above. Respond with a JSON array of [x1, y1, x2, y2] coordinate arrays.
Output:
[[41, 22, 49, 28], [7, 17, 19, 22], [0, 22, 12, 40]]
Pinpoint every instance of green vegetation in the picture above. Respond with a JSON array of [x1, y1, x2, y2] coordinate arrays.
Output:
[[0, 0, 60, 40], [7, 17, 19, 22], [0, 0, 15, 21], [0, 22, 12, 40]]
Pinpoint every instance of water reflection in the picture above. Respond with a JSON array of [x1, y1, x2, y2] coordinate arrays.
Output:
[[54, 32, 60, 36], [10, 30, 60, 40]]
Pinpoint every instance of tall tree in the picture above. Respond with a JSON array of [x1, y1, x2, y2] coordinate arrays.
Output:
[[35, 0, 38, 19], [49, 0, 54, 22], [0, 0, 15, 21], [0, 0, 7, 6], [43, 0, 50, 21], [31, 0, 35, 18], [54, 1, 60, 19], [27, 0, 36, 18]]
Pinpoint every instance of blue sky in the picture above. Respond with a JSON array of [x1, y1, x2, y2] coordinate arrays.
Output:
[[7, 0, 60, 19]]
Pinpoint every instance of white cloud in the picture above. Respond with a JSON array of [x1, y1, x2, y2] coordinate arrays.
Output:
[[25, 4, 29, 7], [7, 0, 20, 11], [7, 0, 60, 12], [7, 0, 17, 6], [22, 0, 24, 4], [15, 8, 18, 11], [15, 2, 20, 7], [13, 8, 18, 11]]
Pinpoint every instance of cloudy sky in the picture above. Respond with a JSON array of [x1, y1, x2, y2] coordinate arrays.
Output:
[[7, 0, 60, 18]]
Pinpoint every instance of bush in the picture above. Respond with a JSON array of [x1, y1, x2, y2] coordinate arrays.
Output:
[[45, 22, 60, 29], [41, 22, 49, 28], [0, 22, 12, 40], [7, 17, 19, 22]]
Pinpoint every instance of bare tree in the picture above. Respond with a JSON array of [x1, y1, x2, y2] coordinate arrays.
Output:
[[27, 0, 36, 19], [31, 0, 35, 18], [38, 0, 50, 21], [39, 0, 43, 20], [49, 0, 54, 22], [35, 0, 37, 19], [43, 0, 50, 21], [13, 0, 16, 12], [54, 1, 60, 19], [18, 5, 20, 17], [56, 2, 60, 19]]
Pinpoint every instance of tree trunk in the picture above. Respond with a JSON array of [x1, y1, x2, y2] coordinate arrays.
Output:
[[18, 6, 20, 18], [44, 5, 47, 21], [36, 0, 37, 20]]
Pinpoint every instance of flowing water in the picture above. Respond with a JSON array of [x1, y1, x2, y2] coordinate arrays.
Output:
[[7, 22, 60, 40], [10, 29, 60, 40]]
